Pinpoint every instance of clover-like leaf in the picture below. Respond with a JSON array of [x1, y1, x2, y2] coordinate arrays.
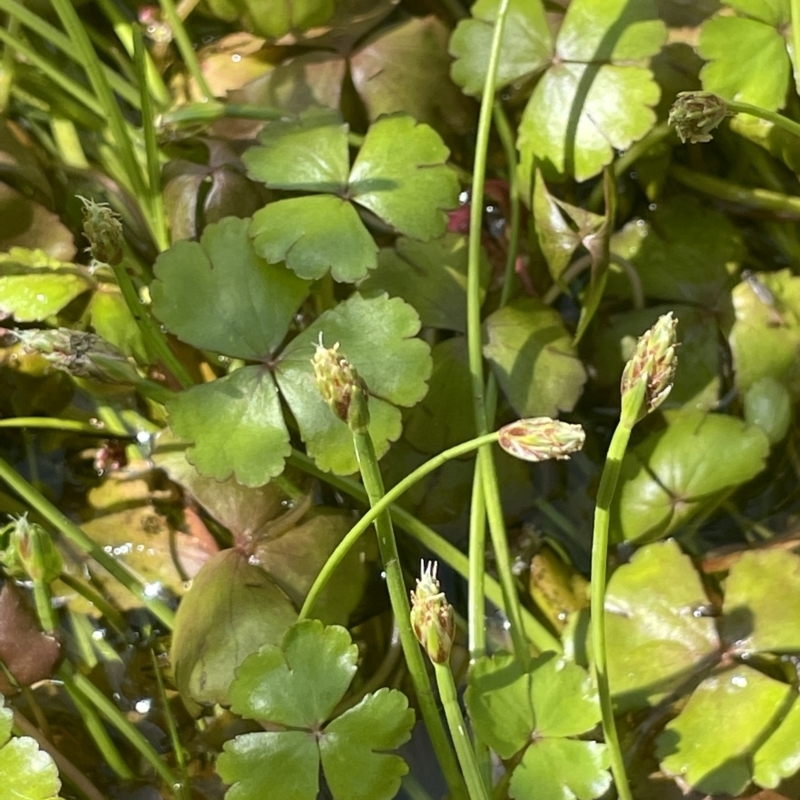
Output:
[[722, 549, 800, 655], [349, 114, 459, 240], [231, 620, 357, 727], [320, 689, 414, 800], [699, 4, 791, 111], [0, 695, 62, 799], [466, 652, 601, 760], [510, 739, 611, 800], [168, 366, 290, 487], [250, 196, 378, 282], [483, 298, 587, 417], [359, 233, 489, 332], [611, 410, 770, 542], [220, 621, 413, 800], [605, 540, 720, 713], [0, 250, 93, 323], [464, 0, 667, 181], [657, 665, 792, 796], [275, 292, 431, 474], [151, 216, 310, 359]]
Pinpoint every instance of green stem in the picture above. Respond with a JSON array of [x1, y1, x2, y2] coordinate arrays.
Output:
[[727, 97, 800, 141], [434, 660, 491, 800], [0, 417, 129, 436], [349, 424, 468, 800], [590, 382, 646, 800], [0, 457, 175, 628], [152, 649, 191, 800], [793, 0, 800, 99], [671, 164, 800, 218], [110, 259, 194, 388], [465, 0, 529, 667], [289, 450, 560, 654], [158, 0, 213, 100], [300, 432, 497, 619]]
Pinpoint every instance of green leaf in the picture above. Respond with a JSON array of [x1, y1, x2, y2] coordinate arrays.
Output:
[[349, 114, 459, 240], [518, 0, 666, 181], [170, 549, 297, 710], [753, 695, 800, 789], [449, 0, 553, 95], [320, 688, 414, 800], [722, 549, 800, 654], [151, 217, 310, 359], [699, 13, 790, 111], [611, 410, 771, 542], [359, 233, 489, 332], [218, 731, 319, 800], [483, 298, 587, 417], [242, 109, 349, 192], [605, 540, 720, 712], [0, 697, 61, 800], [276, 293, 431, 474], [169, 366, 290, 487], [657, 665, 792, 796], [89, 285, 150, 364], [250, 196, 378, 282], [509, 739, 611, 800], [231, 620, 357, 726], [0, 250, 93, 323], [205, 0, 336, 39]]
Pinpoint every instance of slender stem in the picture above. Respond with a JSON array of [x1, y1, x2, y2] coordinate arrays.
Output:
[[299, 432, 498, 620], [158, 0, 213, 100], [0, 417, 127, 436], [288, 450, 560, 653], [793, 0, 800, 98], [434, 661, 491, 800], [466, 472, 487, 658], [727, 97, 800, 141], [590, 381, 645, 800], [110, 259, 194, 388], [350, 424, 468, 800], [0, 457, 175, 628]]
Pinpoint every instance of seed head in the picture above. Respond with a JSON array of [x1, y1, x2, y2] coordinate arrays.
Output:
[[410, 561, 454, 665], [311, 339, 370, 433], [669, 91, 732, 144], [498, 418, 585, 462], [78, 196, 124, 266]]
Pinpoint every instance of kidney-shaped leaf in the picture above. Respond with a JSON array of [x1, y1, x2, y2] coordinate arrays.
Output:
[[230, 620, 357, 728], [612, 410, 770, 542], [349, 114, 459, 240], [275, 293, 431, 474], [152, 216, 310, 359], [722, 549, 800, 655], [605, 540, 720, 713], [168, 365, 290, 487], [320, 688, 414, 800], [483, 298, 587, 418]]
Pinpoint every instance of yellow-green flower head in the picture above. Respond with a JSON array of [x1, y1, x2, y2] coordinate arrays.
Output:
[[77, 196, 124, 266], [410, 561, 454, 665], [311, 339, 370, 432], [498, 417, 585, 462], [669, 92, 731, 144]]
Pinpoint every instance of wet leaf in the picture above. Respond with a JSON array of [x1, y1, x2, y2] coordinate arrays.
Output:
[[611, 410, 770, 542], [275, 293, 431, 474], [168, 366, 290, 487], [0, 696, 62, 799], [699, 5, 791, 111], [250, 195, 378, 282], [359, 233, 489, 333], [744, 377, 792, 444], [0, 184, 76, 261], [657, 665, 792, 796], [350, 16, 475, 137], [722, 549, 800, 654], [151, 216, 310, 359], [605, 540, 720, 712], [483, 298, 587, 418], [0, 250, 93, 323], [753, 696, 800, 789], [220, 621, 413, 800], [170, 549, 297, 711]]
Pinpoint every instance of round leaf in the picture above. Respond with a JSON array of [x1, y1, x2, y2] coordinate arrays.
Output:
[[168, 365, 291, 487], [510, 739, 611, 800], [612, 410, 770, 542], [0, 732, 62, 800], [250, 196, 378, 282], [722, 549, 800, 654], [349, 114, 459, 240], [151, 216, 310, 359], [242, 109, 349, 192], [320, 688, 414, 800], [753, 696, 800, 789], [657, 665, 792, 796], [483, 298, 587, 418], [605, 540, 720, 712], [230, 620, 357, 727], [217, 730, 319, 800]]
